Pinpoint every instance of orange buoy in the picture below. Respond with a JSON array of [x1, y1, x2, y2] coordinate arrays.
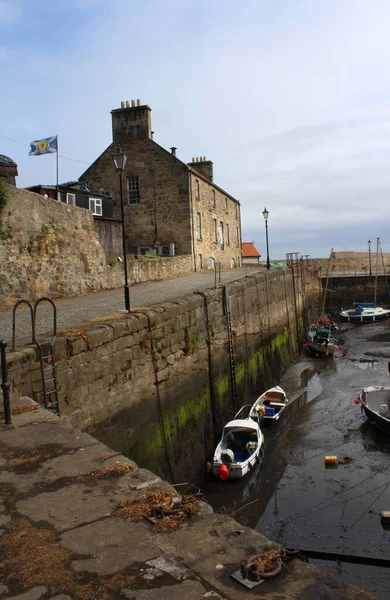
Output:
[[325, 456, 338, 465], [218, 464, 229, 480], [354, 398, 360, 405]]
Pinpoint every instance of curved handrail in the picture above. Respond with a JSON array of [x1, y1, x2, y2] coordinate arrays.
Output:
[[33, 296, 57, 342], [12, 299, 34, 351]]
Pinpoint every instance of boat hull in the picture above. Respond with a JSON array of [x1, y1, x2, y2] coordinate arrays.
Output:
[[361, 403, 390, 435], [306, 341, 336, 356], [213, 418, 263, 481], [359, 385, 390, 435], [212, 449, 260, 480], [249, 386, 288, 423], [340, 308, 390, 323]]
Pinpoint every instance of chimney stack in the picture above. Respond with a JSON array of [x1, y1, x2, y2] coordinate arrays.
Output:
[[188, 156, 214, 183], [111, 100, 152, 143]]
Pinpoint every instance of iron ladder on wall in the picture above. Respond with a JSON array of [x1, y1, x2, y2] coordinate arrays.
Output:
[[12, 297, 60, 416], [286, 252, 302, 349], [223, 285, 238, 415]]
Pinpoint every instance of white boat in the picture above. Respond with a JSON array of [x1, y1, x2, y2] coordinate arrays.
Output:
[[213, 418, 263, 480], [340, 239, 390, 323], [340, 304, 390, 323], [357, 385, 390, 435], [249, 386, 289, 423]]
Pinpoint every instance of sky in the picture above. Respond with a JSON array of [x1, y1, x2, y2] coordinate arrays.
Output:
[[1, 0, 390, 259]]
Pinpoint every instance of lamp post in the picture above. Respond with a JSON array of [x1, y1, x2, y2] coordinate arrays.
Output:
[[368, 240, 372, 276], [262, 207, 270, 270], [112, 147, 130, 311]]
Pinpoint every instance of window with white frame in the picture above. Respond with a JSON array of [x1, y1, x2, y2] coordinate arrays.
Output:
[[212, 218, 217, 242], [226, 223, 230, 245], [66, 193, 75, 206], [195, 179, 200, 200], [220, 221, 224, 250], [197, 212, 202, 240], [127, 176, 140, 205], [89, 197, 102, 216]]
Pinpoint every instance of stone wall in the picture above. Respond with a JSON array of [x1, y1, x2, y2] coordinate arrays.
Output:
[[81, 140, 194, 256], [306, 252, 390, 275], [190, 171, 242, 270], [6, 267, 319, 481], [0, 184, 194, 306]]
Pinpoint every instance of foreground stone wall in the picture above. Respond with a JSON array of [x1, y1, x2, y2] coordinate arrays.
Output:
[[0, 184, 193, 306], [6, 268, 320, 481]]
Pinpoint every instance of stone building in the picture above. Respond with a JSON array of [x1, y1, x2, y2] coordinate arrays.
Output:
[[242, 242, 261, 266], [80, 100, 242, 270], [0, 155, 18, 186]]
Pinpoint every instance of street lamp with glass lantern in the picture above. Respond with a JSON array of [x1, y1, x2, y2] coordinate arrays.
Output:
[[112, 147, 130, 311], [368, 239, 372, 276], [262, 207, 270, 270]]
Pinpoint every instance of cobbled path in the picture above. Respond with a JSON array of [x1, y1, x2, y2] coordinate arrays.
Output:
[[0, 267, 263, 348]]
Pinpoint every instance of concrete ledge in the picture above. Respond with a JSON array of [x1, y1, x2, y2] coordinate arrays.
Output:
[[0, 402, 375, 599]]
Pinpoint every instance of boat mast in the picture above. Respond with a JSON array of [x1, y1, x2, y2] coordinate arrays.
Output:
[[321, 248, 333, 316], [378, 238, 390, 301], [374, 237, 379, 305]]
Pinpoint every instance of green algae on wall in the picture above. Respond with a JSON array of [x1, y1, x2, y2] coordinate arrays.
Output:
[[129, 326, 294, 475], [130, 386, 211, 466]]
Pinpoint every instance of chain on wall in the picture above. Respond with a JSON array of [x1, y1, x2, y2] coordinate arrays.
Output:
[[194, 292, 219, 440], [283, 270, 297, 361], [223, 285, 238, 415], [145, 313, 175, 483]]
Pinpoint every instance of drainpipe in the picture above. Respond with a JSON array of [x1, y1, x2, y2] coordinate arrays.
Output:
[[237, 201, 243, 267], [188, 171, 197, 272]]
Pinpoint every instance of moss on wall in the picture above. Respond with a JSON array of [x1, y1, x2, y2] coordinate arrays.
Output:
[[129, 326, 293, 474]]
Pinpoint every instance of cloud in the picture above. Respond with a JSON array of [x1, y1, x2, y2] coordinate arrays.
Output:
[[3, 0, 390, 257]]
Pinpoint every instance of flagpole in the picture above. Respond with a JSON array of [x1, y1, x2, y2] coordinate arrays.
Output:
[[56, 135, 59, 201]]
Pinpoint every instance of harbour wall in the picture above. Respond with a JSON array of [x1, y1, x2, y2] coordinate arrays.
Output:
[[6, 268, 321, 482], [322, 275, 390, 311]]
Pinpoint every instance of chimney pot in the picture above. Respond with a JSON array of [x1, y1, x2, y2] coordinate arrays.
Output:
[[196, 157, 199, 162], [125, 101, 130, 108], [121, 101, 125, 108], [151, 131, 155, 139], [131, 100, 135, 107], [137, 99, 141, 106], [192, 157, 194, 162], [170, 147, 177, 156]]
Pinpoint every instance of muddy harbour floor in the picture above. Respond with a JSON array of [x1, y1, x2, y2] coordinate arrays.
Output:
[[200, 321, 390, 599]]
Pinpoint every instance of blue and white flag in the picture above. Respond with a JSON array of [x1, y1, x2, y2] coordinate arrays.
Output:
[[29, 135, 58, 156]]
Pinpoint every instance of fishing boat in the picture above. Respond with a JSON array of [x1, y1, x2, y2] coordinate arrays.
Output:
[[305, 325, 338, 356], [213, 418, 263, 480], [340, 304, 390, 323], [306, 249, 339, 355], [249, 386, 289, 423], [317, 317, 338, 331], [356, 385, 390, 435]]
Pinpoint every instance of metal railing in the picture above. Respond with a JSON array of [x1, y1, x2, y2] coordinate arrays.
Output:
[[0, 340, 11, 425]]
